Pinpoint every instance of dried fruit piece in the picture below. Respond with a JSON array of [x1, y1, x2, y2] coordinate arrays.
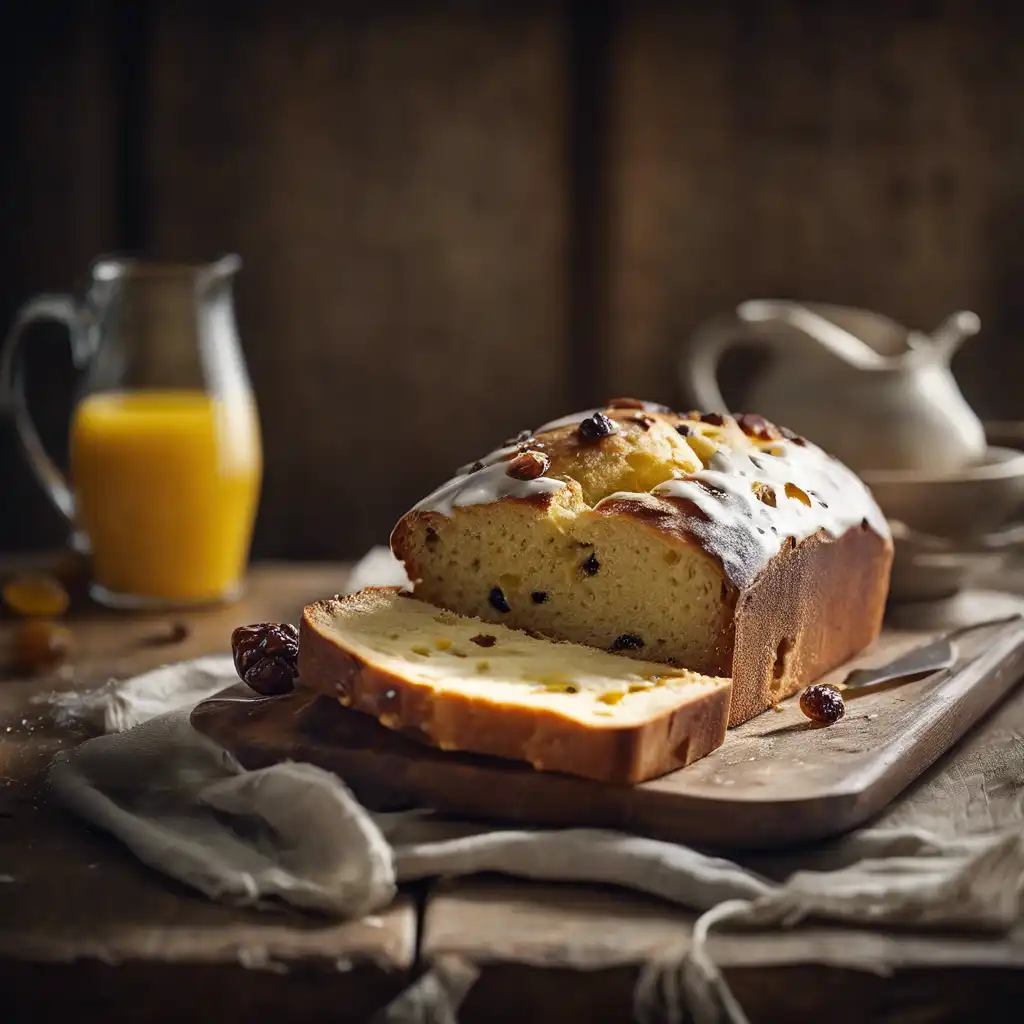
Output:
[[507, 450, 550, 480], [800, 683, 846, 725], [580, 552, 600, 576], [675, 423, 693, 437], [577, 412, 618, 442], [700, 412, 727, 426], [611, 634, 644, 651], [468, 461, 484, 473], [13, 619, 73, 673], [751, 481, 777, 507], [231, 622, 299, 696], [737, 413, 782, 442], [780, 426, 807, 446], [784, 482, 812, 506], [489, 588, 511, 613], [3, 573, 70, 618], [470, 633, 497, 647], [531, 591, 548, 604], [245, 657, 295, 695], [628, 413, 656, 431]]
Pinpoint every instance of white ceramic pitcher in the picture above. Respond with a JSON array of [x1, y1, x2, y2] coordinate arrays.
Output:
[[679, 300, 986, 474]]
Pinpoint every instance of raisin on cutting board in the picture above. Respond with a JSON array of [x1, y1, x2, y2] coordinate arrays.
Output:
[[800, 684, 845, 725], [231, 622, 300, 695]]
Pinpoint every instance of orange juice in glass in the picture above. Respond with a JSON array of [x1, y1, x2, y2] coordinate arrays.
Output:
[[0, 256, 262, 607], [71, 391, 261, 604]]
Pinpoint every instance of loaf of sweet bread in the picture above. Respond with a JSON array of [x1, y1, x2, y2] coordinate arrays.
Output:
[[391, 400, 892, 726], [298, 588, 731, 782]]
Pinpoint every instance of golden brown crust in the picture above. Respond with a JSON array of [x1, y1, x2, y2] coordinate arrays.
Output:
[[729, 522, 892, 726], [389, 511, 444, 584], [298, 593, 731, 784]]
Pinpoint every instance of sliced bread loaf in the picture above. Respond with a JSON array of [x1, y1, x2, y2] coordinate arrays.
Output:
[[391, 401, 892, 726], [298, 587, 731, 783]]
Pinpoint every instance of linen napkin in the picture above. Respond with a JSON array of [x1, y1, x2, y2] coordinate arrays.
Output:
[[42, 548, 1024, 1024]]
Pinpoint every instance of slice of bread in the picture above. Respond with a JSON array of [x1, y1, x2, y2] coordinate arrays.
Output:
[[298, 587, 731, 783]]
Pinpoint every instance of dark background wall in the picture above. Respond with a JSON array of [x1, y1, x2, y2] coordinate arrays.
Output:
[[2, 0, 1022, 558]]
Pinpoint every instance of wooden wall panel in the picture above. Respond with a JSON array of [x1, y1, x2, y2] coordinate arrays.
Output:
[[6, 0, 1024, 559], [0, 3, 120, 549], [607, 0, 1024, 419], [145, 0, 569, 558]]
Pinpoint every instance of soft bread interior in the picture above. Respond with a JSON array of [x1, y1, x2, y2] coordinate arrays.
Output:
[[394, 413, 746, 673], [404, 500, 731, 674], [306, 589, 729, 729]]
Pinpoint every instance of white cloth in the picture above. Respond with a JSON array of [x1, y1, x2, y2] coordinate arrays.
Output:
[[41, 548, 1024, 1024], [46, 659, 775, 917]]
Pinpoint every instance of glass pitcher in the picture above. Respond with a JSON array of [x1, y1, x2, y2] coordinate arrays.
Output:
[[0, 255, 262, 608]]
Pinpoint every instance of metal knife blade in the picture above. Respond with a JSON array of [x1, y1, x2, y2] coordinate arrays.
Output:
[[839, 613, 1023, 692], [841, 636, 956, 691]]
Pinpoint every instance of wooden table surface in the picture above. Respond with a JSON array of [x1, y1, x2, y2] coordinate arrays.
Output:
[[2, 560, 1022, 1023]]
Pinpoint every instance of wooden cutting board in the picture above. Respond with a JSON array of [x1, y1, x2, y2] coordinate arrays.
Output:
[[191, 616, 1024, 850]]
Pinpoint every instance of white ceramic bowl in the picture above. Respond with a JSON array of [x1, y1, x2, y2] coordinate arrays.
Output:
[[862, 445, 1024, 539], [887, 539, 1007, 604]]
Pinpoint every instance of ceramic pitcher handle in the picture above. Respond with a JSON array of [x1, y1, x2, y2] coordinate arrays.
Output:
[[678, 313, 738, 413], [0, 294, 95, 524]]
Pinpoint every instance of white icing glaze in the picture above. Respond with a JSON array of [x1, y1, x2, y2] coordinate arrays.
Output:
[[414, 458, 566, 516], [647, 439, 890, 586], [413, 408, 890, 588]]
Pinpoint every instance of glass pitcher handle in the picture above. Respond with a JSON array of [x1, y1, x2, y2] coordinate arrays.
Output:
[[0, 294, 94, 525]]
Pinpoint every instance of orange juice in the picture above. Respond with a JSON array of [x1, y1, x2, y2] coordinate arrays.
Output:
[[70, 390, 262, 603]]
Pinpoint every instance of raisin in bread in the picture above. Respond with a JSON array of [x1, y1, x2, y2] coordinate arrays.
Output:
[[298, 588, 731, 783], [391, 400, 893, 726]]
